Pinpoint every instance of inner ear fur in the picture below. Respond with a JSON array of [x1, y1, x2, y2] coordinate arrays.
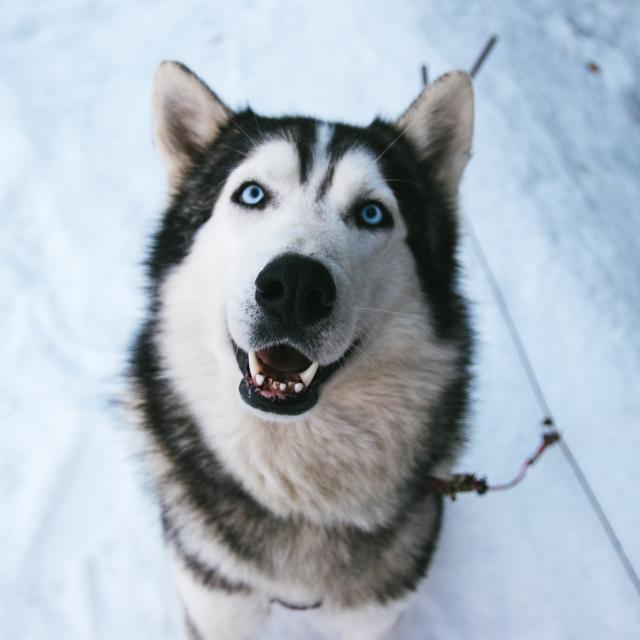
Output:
[[396, 71, 474, 192], [152, 61, 233, 190]]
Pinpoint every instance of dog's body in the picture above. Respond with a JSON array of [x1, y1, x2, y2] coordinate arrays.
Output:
[[128, 62, 473, 639]]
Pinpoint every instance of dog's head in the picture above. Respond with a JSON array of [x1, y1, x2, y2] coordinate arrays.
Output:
[[149, 62, 473, 423]]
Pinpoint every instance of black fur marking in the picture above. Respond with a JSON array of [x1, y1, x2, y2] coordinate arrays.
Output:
[[185, 614, 203, 640], [316, 156, 337, 200], [293, 118, 316, 184], [271, 598, 322, 611], [163, 512, 251, 594]]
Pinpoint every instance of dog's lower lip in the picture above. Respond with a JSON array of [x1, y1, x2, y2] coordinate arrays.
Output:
[[232, 340, 358, 417]]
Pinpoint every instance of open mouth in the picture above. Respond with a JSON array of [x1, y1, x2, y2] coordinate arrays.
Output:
[[233, 342, 354, 416]]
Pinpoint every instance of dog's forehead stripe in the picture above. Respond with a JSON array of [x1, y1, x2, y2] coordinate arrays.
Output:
[[315, 123, 388, 201], [292, 119, 317, 184], [316, 157, 337, 201]]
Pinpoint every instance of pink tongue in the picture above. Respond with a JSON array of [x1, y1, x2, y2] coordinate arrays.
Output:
[[256, 345, 311, 373]]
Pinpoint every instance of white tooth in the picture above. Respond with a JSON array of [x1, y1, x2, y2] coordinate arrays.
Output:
[[249, 351, 261, 378], [299, 361, 319, 388], [255, 374, 264, 386], [279, 382, 287, 391], [294, 382, 304, 393]]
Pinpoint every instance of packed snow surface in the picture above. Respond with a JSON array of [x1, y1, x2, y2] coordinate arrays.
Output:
[[1, 1, 639, 638]]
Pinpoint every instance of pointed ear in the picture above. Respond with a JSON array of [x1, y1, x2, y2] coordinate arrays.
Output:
[[152, 61, 233, 190], [396, 71, 473, 192]]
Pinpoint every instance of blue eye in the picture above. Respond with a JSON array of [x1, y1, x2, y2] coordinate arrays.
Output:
[[236, 182, 266, 207], [357, 203, 390, 229]]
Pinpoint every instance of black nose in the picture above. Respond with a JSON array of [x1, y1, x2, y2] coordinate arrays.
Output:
[[255, 255, 336, 327]]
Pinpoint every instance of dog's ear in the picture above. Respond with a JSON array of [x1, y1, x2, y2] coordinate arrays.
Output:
[[152, 61, 233, 190], [397, 71, 473, 193]]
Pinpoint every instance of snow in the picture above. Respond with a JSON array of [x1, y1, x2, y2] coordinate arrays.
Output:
[[1, 0, 639, 638]]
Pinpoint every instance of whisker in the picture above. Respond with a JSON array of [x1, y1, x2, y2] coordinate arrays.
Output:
[[382, 177, 424, 189], [355, 306, 424, 319], [232, 121, 259, 149], [373, 117, 420, 163], [252, 111, 264, 137], [329, 320, 379, 371], [216, 143, 251, 158], [349, 341, 379, 371]]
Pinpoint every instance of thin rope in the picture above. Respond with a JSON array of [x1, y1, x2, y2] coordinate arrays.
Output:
[[465, 221, 552, 416], [462, 35, 640, 597], [557, 437, 640, 595]]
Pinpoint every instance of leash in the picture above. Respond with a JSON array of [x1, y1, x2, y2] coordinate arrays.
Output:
[[422, 35, 561, 500], [425, 418, 560, 500]]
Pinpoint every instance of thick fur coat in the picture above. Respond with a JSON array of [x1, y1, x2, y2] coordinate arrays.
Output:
[[128, 61, 474, 640]]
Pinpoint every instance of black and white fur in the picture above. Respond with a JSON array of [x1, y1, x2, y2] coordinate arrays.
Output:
[[128, 61, 474, 640]]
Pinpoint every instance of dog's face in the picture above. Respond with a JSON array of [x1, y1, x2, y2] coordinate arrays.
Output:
[[149, 62, 473, 422], [193, 127, 415, 418]]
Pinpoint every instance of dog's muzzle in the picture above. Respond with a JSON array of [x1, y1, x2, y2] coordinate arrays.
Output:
[[234, 254, 353, 417]]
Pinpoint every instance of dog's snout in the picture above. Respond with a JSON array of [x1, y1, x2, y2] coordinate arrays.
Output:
[[255, 255, 336, 327]]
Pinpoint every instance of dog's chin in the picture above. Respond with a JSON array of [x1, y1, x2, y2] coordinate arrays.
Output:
[[232, 341, 356, 419]]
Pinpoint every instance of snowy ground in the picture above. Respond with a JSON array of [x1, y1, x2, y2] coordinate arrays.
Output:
[[1, 1, 639, 638]]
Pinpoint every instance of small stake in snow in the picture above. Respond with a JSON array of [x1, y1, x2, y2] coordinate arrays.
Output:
[[420, 34, 561, 500], [420, 64, 429, 87], [420, 35, 498, 87], [469, 34, 498, 78]]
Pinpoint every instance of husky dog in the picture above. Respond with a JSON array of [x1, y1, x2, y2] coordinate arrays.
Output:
[[128, 61, 473, 640]]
